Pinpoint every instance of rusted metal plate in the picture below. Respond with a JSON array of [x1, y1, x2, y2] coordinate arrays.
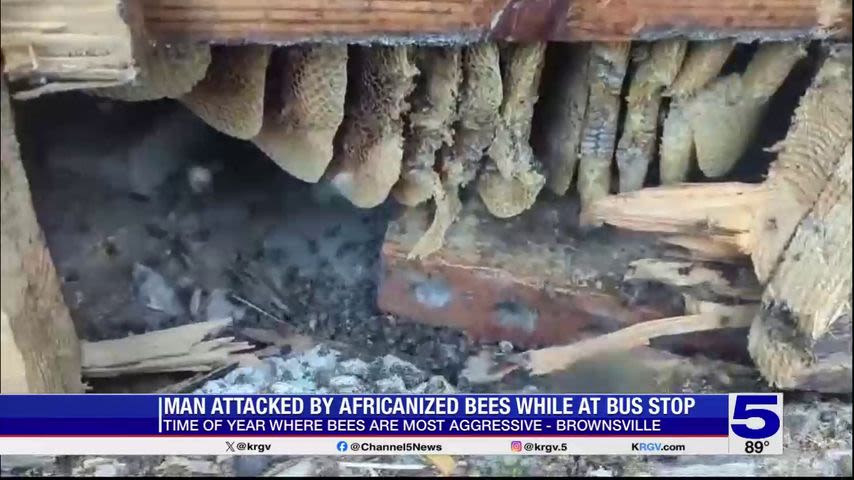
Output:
[[377, 197, 686, 348]]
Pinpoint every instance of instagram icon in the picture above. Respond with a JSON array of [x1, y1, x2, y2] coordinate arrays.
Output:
[[511, 441, 523, 452]]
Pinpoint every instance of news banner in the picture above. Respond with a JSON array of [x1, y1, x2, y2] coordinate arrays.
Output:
[[0, 393, 782, 456]]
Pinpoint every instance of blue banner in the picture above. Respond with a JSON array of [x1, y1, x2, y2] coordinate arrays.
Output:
[[1, 394, 729, 437]]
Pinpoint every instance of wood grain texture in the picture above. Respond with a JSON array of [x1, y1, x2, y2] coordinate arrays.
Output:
[[1, 0, 136, 98], [137, 0, 852, 44], [1, 79, 83, 393], [747, 142, 852, 393], [81, 319, 253, 377], [751, 46, 852, 283], [583, 182, 769, 256]]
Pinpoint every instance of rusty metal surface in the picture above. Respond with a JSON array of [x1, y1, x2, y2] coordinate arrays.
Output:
[[377, 197, 685, 348]]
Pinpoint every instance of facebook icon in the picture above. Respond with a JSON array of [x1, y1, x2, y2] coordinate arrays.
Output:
[[336, 441, 348, 452]]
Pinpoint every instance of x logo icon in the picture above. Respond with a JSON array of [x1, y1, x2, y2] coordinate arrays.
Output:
[[225, 441, 235, 452]]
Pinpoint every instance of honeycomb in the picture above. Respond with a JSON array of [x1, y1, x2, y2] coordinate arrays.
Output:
[[180, 45, 271, 140], [477, 42, 547, 219], [405, 42, 502, 259], [616, 40, 687, 192], [577, 42, 630, 213], [667, 42, 808, 180], [87, 38, 822, 260], [660, 40, 736, 183], [666, 40, 737, 99], [393, 46, 461, 207], [253, 45, 347, 183], [533, 43, 590, 196], [328, 46, 418, 209]]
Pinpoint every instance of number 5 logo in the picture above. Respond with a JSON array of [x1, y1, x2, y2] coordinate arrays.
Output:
[[730, 395, 781, 439]]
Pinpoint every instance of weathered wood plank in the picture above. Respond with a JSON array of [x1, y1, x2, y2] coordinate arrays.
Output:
[[748, 142, 852, 393], [138, 0, 852, 44], [1, 78, 83, 393], [1, 0, 136, 98], [81, 319, 254, 377]]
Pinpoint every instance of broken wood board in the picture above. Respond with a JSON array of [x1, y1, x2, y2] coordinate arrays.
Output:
[[1, 0, 136, 99], [585, 47, 853, 392], [749, 49, 852, 393], [519, 310, 756, 376], [583, 182, 769, 257], [1, 78, 83, 393], [748, 142, 853, 393], [81, 319, 254, 377], [137, 0, 852, 44]]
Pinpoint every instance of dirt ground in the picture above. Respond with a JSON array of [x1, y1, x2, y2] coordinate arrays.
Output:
[[3, 94, 851, 477]]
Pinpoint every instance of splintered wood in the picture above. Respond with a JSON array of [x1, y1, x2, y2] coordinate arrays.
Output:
[[588, 46, 853, 392], [749, 143, 852, 392], [748, 48, 853, 393], [521, 312, 754, 376], [81, 319, 254, 377], [751, 46, 853, 282], [582, 182, 769, 256], [0, 0, 135, 99]]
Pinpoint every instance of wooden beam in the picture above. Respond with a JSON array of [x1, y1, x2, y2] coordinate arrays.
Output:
[[1, 78, 83, 393], [138, 0, 852, 44]]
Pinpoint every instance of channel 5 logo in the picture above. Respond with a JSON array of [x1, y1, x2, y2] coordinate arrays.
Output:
[[728, 394, 783, 455], [729, 394, 782, 439], [510, 441, 523, 452]]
